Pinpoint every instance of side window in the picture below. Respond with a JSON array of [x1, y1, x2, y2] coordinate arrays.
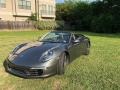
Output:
[[75, 34, 84, 40], [74, 34, 80, 40], [70, 34, 75, 42]]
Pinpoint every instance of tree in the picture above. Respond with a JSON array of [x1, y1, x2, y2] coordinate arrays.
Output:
[[28, 13, 37, 21], [56, 0, 120, 33]]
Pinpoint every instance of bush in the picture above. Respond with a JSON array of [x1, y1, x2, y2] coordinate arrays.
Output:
[[28, 13, 37, 21], [56, 0, 120, 33], [91, 14, 115, 33], [36, 21, 64, 30]]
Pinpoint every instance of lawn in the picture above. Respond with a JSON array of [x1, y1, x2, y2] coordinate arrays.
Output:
[[0, 30, 120, 90]]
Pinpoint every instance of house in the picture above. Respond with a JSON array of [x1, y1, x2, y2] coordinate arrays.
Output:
[[0, 0, 56, 21]]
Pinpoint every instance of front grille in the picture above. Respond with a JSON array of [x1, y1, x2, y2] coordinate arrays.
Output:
[[8, 62, 26, 74], [29, 69, 43, 76], [7, 62, 43, 76]]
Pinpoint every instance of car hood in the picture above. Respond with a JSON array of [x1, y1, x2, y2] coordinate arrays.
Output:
[[8, 41, 62, 67]]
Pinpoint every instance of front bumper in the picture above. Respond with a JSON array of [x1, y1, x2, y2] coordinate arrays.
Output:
[[4, 58, 59, 78]]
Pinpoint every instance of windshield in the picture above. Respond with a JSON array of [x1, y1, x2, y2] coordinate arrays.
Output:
[[39, 32, 71, 43]]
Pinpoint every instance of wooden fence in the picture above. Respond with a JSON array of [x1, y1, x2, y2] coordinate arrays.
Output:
[[0, 21, 35, 30]]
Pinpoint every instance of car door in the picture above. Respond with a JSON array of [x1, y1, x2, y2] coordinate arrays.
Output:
[[81, 37, 90, 54], [68, 34, 82, 61], [74, 34, 85, 57]]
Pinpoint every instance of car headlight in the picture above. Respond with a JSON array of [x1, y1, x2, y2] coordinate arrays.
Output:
[[39, 50, 54, 62]]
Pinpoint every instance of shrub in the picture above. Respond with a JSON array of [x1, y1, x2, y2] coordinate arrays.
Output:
[[36, 21, 64, 30], [91, 14, 115, 33], [56, 1, 120, 33], [28, 13, 37, 21]]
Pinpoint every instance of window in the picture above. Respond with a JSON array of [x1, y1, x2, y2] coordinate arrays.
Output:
[[18, 0, 31, 10], [48, 5, 51, 15], [22, 0, 26, 8], [51, 6, 54, 15], [41, 4, 47, 14], [74, 34, 84, 40], [70, 34, 76, 42], [75, 34, 81, 39], [40, 32, 71, 43], [18, 0, 24, 9], [41, 5, 54, 15], [26, 1, 31, 9], [0, 0, 6, 8], [48, 5, 54, 15]]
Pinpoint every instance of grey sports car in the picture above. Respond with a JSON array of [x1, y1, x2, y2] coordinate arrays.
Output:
[[4, 31, 90, 78]]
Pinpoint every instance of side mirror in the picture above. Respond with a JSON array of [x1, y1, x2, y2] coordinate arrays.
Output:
[[73, 39, 80, 44]]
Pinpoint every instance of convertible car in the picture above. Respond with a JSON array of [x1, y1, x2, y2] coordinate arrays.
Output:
[[4, 31, 90, 78]]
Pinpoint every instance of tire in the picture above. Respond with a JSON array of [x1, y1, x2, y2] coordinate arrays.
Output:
[[57, 53, 69, 75], [84, 43, 90, 55], [3, 60, 6, 68]]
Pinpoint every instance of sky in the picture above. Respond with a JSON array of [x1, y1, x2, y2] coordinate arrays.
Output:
[[56, 0, 96, 3], [56, 0, 64, 3]]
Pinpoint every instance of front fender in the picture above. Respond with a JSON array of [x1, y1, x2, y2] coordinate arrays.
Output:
[[54, 45, 68, 59]]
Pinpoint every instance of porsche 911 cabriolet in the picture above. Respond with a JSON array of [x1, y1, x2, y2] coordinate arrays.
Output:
[[4, 31, 90, 78]]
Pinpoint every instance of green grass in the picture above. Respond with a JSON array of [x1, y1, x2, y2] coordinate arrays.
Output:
[[0, 30, 120, 90]]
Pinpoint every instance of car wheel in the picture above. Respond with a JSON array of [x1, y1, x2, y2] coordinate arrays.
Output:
[[84, 43, 90, 55], [57, 53, 68, 75], [3, 60, 6, 68]]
